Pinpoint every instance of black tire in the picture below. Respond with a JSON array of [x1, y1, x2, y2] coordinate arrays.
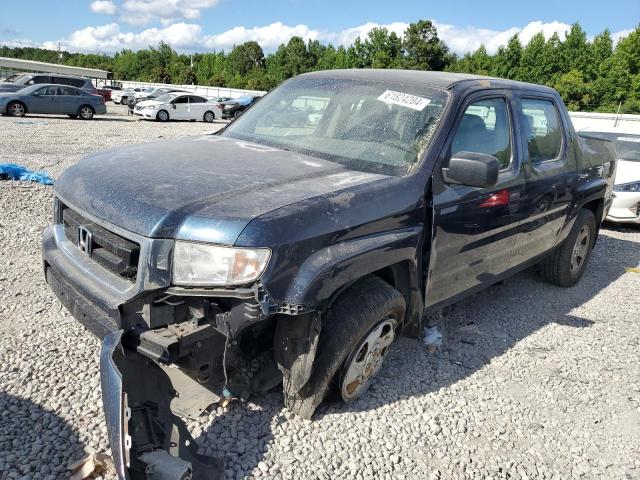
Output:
[[284, 276, 405, 419], [156, 110, 170, 122], [203, 111, 215, 123], [120, 96, 128, 105], [7, 101, 26, 117], [78, 105, 94, 120], [539, 209, 597, 287], [233, 110, 242, 119]]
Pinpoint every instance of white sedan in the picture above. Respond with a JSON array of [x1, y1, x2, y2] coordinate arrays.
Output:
[[586, 131, 640, 224], [133, 93, 222, 123]]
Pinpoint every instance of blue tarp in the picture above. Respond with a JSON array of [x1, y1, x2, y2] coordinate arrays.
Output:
[[235, 95, 253, 106], [0, 163, 54, 185]]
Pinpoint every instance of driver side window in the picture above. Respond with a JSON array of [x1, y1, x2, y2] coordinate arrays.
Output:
[[450, 98, 512, 170]]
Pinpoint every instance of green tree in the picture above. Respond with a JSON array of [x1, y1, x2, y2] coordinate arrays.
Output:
[[402, 19, 450, 70]]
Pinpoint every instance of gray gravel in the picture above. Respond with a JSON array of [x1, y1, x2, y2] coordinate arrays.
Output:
[[1, 105, 640, 479]]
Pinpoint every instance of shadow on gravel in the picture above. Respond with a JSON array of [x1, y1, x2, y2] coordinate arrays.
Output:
[[315, 232, 640, 417], [0, 391, 85, 478]]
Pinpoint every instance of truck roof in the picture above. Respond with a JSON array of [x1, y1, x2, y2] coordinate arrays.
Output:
[[300, 69, 557, 94]]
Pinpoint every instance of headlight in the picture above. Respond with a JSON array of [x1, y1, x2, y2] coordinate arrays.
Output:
[[614, 181, 640, 193], [172, 242, 271, 286]]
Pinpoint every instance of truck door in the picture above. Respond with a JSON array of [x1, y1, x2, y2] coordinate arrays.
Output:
[[508, 95, 573, 266], [426, 92, 527, 308]]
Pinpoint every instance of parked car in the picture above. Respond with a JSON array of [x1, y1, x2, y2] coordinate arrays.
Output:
[[127, 87, 189, 110], [96, 88, 111, 102], [112, 87, 142, 105], [133, 86, 160, 100], [133, 92, 222, 122], [0, 83, 106, 119], [585, 132, 640, 224], [0, 73, 98, 95], [43, 70, 616, 478], [221, 95, 261, 119]]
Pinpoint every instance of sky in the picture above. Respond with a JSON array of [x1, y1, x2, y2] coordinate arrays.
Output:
[[1, 0, 638, 56]]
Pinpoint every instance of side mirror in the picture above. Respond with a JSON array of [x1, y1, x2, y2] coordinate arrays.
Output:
[[442, 152, 499, 188], [172, 103, 176, 109]]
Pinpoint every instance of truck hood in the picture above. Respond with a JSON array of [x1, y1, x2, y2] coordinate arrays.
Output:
[[55, 135, 389, 243]]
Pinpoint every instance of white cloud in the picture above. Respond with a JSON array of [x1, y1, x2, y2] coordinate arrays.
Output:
[[90, 0, 117, 15], [612, 28, 633, 44], [2, 18, 635, 56], [203, 22, 321, 50], [122, 0, 221, 25], [42, 22, 202, 52], [436, 20, 572, 55]]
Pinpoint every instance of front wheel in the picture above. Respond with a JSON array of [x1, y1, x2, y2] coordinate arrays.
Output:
[[284, 276, 405, 418], [7, 102, 26, 117], [539, 209, 596, 287], [156, 110, 169, 122], [203, 111, 215, 123]]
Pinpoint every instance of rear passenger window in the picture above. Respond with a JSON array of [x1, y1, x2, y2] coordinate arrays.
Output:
[[450, 98, 512, 169], [191, 96, 207, 103], [519, 99, 563, 163], [59, 86, 77, 96]]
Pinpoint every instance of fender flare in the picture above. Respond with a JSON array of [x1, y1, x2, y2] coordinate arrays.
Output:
[[283, 227, 422, 307]]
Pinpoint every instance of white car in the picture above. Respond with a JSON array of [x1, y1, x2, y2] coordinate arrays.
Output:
[[133, 92, 222, 123], [585, 131, 640, 224], [134, 87, 161, 100], [112, 87, 142, 104]]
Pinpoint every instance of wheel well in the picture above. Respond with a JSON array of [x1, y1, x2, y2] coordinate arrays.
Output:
[[581, 197, 605, 244], [371, 262, 415, 328], [79, 104, 95, 111], [582, 197, 604, 225]]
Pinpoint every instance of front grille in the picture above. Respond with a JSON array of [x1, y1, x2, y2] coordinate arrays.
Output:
[[60, 204, 140, 282]]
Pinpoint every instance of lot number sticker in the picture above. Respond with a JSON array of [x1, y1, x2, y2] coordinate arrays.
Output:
[[378, 90, 431, 111]]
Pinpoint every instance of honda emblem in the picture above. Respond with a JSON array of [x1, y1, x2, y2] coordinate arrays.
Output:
[[78, 226, 93, 255]]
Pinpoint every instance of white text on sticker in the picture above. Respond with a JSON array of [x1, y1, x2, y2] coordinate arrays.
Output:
[[378, 90, 431, 111]]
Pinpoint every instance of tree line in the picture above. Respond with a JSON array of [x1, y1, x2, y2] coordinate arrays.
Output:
[[2, 20, 639, 113]]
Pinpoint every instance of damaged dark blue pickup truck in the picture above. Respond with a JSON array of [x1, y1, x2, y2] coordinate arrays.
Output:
[[43, 70, 616, 479]]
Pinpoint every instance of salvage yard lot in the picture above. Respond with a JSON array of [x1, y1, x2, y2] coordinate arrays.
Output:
[[1, 106, 639, 480]]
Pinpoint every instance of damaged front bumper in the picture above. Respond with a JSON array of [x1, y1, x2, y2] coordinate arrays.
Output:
[[100, 330, 224, 480]]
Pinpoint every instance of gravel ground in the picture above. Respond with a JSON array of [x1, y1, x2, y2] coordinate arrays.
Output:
[[1, 105, 640, 480]]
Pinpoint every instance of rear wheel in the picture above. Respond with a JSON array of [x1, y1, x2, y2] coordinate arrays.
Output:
[[120, 96, 128, 105], [203, 111, 215, 123], [156, 110, 169, 122], [78, 105, 94, 120], [7, 102, 26, 117], [284, 276, 405, 418], [539, 209, 596, 287]]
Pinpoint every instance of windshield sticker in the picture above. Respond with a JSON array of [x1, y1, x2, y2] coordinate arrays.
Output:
[[378, 90, 431, 111]]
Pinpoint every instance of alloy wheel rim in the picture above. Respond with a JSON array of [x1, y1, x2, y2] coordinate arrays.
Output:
[[80, 107, 92, 118], [205, 112, 214, 122], [570, 226, 590, 272], [341, 318, 396, 401], [159, 111, 168, 121], [11, 104, 24, 116]]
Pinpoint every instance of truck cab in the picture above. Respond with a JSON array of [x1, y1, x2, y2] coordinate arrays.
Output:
[[42, 70, 616, 479]]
